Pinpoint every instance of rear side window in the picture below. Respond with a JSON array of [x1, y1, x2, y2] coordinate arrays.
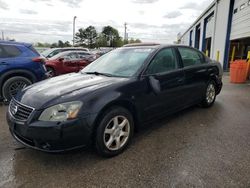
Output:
[[0, 45, 22, 58], [0, 46, 6, 58], [28, 46, 39, 56], [48, 49, 61, 58], [147, 48, 177, 74], [178, 47, 204, 67]]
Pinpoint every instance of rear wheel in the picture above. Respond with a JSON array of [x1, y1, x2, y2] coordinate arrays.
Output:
[[2, 76, 32, 101], [95, 107, 134, 157], [201, 81, 216, 108]]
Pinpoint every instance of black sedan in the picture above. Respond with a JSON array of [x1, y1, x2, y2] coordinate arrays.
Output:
[[7, 44, 223, 157]]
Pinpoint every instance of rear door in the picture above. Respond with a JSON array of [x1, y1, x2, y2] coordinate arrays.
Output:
[[141, 47, 186, 120], [177, 47, 208, 105], [0, 44, 22, 71]]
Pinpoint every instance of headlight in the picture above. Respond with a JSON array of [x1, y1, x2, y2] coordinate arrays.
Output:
[[39, 101, 83, 122]]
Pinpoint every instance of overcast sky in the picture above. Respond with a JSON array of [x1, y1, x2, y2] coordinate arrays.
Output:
[[0, 0, 213, 44]]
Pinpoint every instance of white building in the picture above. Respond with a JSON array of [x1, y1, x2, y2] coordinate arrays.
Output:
[[179, 0, 250, 70]]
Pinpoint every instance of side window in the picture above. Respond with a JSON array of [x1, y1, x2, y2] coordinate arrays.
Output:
[[68, 53, 79, 60], [78, 52, 88, 59], [178, 47, 204, 67], [1, 45, 21, 58], [0, 45, 6, 58], [49, 50, 61, 58], [147, 48, 177, 74]]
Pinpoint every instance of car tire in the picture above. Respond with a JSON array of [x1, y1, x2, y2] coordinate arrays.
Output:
[[201, 80, 216, 108], [95, 106, 134, 157], [46, 67, 56, 77], [2, 76, 32, 101]]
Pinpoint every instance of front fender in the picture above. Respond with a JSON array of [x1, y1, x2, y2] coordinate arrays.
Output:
[[80, 90, 137, 128]]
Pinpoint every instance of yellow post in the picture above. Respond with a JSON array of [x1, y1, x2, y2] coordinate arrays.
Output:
[[205, 50, 209, 56], [231, 46, 235, 62], [216, 51, 220, 62]]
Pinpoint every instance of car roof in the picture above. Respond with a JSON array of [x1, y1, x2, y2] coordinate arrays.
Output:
[[0, 40, 32, 47], [123, 43, 161, 47], [123, 43, 199, 50], [56, 50, 92, 56], [62, 47, 88, 49]]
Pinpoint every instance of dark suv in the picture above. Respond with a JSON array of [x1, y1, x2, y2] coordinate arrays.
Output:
[[0, 41, 47, 101]]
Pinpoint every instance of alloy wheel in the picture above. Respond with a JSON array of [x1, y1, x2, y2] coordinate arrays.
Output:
[[103, 116, 130, 151], [206, 83, 215, 104], [8, 81, 27, 97]]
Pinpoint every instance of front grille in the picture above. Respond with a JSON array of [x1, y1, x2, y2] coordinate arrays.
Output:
[[9, 99, 34, 121]]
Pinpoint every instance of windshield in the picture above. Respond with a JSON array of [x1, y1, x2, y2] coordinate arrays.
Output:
[[41, 48, 57, 57], [49, 51, 68, 60], [82, 48, 154, 77]]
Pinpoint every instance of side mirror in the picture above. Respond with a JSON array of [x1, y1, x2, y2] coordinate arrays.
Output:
[[148, 76, 161, 94], [58, 57, 64, 62]]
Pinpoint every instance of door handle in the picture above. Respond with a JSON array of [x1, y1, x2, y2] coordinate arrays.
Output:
[[196, 69, 207, 73], [177, 78, 184, 83]]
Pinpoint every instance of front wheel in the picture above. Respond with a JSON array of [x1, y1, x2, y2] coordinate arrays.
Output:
[[95, 107, 134, 157], [201, 81, 216, 108], [2, 76, 32, 101], [46, 67, 56, 77]]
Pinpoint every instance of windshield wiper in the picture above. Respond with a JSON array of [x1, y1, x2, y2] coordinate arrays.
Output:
[[84, 71, 113, 77]]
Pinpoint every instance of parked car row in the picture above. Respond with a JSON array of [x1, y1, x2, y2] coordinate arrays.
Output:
[[41, 47, 89, 58], [0, 41, 100, 102]]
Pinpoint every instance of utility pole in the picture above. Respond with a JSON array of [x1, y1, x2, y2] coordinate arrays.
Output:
[[73, 16, 77, 46], [1, 31, 4, 40], [124, 23, 127, 42]]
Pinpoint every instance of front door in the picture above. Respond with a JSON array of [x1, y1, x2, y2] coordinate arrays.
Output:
[[141, 47, 185, 120], [62, 52, 80, 73]]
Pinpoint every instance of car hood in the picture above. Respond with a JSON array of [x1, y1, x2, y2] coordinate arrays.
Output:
[[16, 73, 128, 109]]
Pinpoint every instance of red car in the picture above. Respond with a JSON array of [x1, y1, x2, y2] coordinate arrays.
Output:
[[45, 51, 96, 77]]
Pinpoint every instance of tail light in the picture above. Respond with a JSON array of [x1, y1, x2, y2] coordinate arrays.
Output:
[[32, 57, 46, 63]]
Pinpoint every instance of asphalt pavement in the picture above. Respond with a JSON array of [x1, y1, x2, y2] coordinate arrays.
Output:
[[0, 75, 250, 188]]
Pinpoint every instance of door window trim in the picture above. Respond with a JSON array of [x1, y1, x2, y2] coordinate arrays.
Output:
[[142, 47, 182, 76], [176, 46, 206, 68]]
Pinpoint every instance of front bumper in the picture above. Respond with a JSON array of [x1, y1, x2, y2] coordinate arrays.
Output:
[[7, 111, 94, 152]]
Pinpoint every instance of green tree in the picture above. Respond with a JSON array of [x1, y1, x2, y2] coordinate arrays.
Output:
[[58, 40, 64, 47], [51, 43, 58, 48], [113, 37, 124, 47], [64, 41, 71, 47], [96, 33, 108, 47], [102, 26, 120, 47], [128, 38, 142, 44], [134, 39, 142, 43], [75, 26, 98, 48]]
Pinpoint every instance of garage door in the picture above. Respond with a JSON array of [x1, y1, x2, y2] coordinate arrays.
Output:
[[230, 0, 250, 40]]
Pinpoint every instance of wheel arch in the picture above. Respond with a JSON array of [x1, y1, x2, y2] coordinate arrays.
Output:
[[91, 99, 139, 142], [0, 69, 36, 96], [207, 65, 222, 94], [45, 65, 56, 76]]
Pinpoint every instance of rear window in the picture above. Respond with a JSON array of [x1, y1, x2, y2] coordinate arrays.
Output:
[[0, 44, 22, 58], [28, 46, 40, 56], [178, 47, 205, 67]]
